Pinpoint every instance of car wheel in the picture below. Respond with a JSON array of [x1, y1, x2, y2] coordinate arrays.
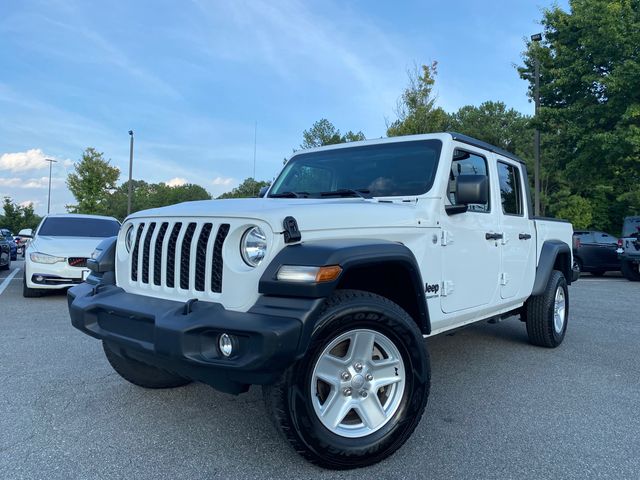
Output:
[[574, 258, 582, 276], [263, 290, 430, 470], [525, 270, 568, 348], [0, 260, 8, 271], [103, 341, 192, 389], [621, 260, 640, 281]]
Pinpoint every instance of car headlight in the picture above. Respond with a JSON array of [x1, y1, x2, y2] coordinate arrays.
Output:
[[240, 226, 267, 267], [30, 252, 65, 264], [125, 225, 135, 252]]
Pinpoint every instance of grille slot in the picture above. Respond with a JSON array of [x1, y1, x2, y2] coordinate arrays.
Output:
[[131, 223, 145, 281], [212, 224, 230, 293], [153, 223, 169, 286], [129, 220, 230, 295], [68, 257, 88, 268], [141, 222, 156, 284]]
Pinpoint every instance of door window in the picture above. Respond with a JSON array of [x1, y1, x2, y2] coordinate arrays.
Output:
[[448, 149, 490, 212], [497, 162, 524, 216], [595, 232, 618, 244]]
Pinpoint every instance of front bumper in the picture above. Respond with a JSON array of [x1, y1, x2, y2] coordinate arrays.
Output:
[[26, 259, 90, 289], [68, 282, 323, 394]]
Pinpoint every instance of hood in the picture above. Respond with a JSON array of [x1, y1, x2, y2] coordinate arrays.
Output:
[[30, 236, 108, 258], [127, 198, 422, 232]]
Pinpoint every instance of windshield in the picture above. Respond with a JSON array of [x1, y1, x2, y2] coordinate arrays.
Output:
[[269, 140, 442, 198], [38, 217, 120, 237], [622, 217, 640, 237]]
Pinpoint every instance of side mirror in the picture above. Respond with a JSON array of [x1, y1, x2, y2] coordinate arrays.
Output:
[[446, 175, 488, 215], [456, 175, 488, 205], [258, 186, 269, 198], [18, 228, 33, 238]]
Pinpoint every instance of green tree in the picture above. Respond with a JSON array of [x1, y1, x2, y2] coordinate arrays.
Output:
[[0, 197, 42, 232], [66, 148, 120, 214], [300, 119, 365, 149], [103, 180, 211, 221], [519, 0, 640, 232], [217, 178, 270, 199], [387, 62, 452, 136]]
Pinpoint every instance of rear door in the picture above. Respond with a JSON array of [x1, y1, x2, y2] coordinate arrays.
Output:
[[592, 232, 620, 270], [496, 160, 535, 299]]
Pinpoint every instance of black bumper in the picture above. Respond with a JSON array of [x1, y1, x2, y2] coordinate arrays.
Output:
[[68, 282, 324, 394]]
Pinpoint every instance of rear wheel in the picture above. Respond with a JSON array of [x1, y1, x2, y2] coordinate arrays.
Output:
[[525, 270, 568, 348], [263, 290, 430, 470], [103, 341, 191, 389], [621, 260, 640, 281]]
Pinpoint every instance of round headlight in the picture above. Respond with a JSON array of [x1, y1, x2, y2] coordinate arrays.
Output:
[[124, 225, 135, 252], [240, 226, 267, 267]]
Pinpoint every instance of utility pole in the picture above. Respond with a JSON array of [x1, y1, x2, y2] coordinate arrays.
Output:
[[253, 121, 258, 195], [531, 33, 542, 216], [45, 158, 57, 214], [127, 130, 134, 216]]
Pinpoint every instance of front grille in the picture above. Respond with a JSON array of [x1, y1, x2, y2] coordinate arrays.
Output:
[[68, 257, 88, 268], [130, 221, 230, 293]]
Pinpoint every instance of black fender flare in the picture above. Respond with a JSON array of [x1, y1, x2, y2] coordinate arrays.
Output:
[[258, 239, 430, 351], [531, 240, 572, 296]]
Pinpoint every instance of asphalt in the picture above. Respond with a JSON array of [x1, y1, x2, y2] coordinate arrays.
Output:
[[1, 260, 638, 479]]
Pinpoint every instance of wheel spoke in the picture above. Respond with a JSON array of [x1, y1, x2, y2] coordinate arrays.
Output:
[[347, 331, 375, 363], [320, 392, 352, 429], [354, 394, 387, 430], [370, 358, 403, 389], [313, 354, 345, 387]]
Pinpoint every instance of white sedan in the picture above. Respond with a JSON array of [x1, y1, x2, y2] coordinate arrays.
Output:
[[23, 214, 120, 297]]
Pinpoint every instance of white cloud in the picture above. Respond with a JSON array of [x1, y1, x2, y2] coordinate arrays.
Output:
[[0, 176, 63, 189], [19, 200, 39, 208], [0, 149, 50, 172], [165, 177, 187, 187], [212, 176, 234, 186], [0, 178, 23, 187]]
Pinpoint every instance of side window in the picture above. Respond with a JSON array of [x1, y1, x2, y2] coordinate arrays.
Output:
[[448, 149, 490, 212], [497, 162, 524, 216], [595, 232, 617, 244]]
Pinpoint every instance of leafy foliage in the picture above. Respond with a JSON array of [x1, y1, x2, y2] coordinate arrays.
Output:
[[300, 119, 365, 149], [0, 197, 42, 232], [66, 148, 120, 215], [217, 178, 270, 199], [519, 0, 640, 232]]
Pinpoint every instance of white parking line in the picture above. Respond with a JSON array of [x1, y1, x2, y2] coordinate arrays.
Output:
[[0, 267, 20, 296]]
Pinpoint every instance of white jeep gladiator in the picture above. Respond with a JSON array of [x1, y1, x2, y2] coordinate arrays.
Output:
[[68, 132, 576, 469]]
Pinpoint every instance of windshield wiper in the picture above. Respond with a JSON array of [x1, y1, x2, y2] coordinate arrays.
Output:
[[269, 191, 309, 198], [319, 188, 372, 199]]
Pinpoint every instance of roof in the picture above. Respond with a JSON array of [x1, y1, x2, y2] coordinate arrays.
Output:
[[448, 132, 526, 164], [44, 213, 119, 221]]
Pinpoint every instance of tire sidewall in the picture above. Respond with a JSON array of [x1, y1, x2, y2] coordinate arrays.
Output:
[[550, 272, 569, 344], [285, 295, 430, 465]]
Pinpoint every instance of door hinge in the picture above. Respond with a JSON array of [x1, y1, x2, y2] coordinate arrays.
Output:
[[441, 230, 454, 246], [442, 280, 455, 296], [500, 272, 509, 285]]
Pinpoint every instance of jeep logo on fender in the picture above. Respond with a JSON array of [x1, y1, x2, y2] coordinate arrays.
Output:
[[425, 283, 440, 294]]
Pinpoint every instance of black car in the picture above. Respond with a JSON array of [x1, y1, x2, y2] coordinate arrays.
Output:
[[0, 235, 10, 270], [573, 230, 620, 276], [0, 229, 17, 260]]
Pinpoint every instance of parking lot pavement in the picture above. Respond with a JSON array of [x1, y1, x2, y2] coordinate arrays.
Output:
[[1, 263, 638, 480]]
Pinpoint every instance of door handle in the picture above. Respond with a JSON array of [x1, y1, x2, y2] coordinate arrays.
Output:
[[519, 233, 532, 240], [485, 232, 503, 240]]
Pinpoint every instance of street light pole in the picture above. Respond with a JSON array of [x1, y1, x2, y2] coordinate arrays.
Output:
[[127, 130, 134, 216], [531, 33, 542, 217], [44, 158, 57, 214]]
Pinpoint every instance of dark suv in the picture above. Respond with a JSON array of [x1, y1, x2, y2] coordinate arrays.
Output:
[[573, 230, 620, 276]]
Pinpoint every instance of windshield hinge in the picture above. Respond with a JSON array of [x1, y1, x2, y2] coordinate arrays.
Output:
[[283, 216, 302, 244]]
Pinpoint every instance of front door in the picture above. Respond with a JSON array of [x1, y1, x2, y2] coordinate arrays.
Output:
[[440, 147, 500, 314]]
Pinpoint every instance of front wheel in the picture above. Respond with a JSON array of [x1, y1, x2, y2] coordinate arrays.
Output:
[[263, 290, 430, 470], [621, 259, 640, 281], [525, 270, 568, 348]]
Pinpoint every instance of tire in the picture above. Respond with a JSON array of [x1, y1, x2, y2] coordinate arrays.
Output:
[[591, 270, 605, 277], [263, 289, 430, 470], [525, 270, 568, 348], [0, 258, 8, 271], [574, 258, 582, 276], [22, 273, 42, 297], [103, 341, 191, 389], [621, 260, 640, 281]]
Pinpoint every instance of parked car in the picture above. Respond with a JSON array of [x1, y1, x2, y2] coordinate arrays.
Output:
[[0, 229, 18, 261], [617, 216, 640, 281], [23, 214, 120, 297], [0, 235, 11, 270], [68, 132, 575, 469], [572, 230, 620, 276]]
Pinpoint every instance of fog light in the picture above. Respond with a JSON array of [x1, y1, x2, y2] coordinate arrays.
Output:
[[218, 333, 234, 357], [36, 275, 44, 282]]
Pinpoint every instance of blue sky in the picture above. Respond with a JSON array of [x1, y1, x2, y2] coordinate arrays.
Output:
[[0, 0, 568, 215]]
